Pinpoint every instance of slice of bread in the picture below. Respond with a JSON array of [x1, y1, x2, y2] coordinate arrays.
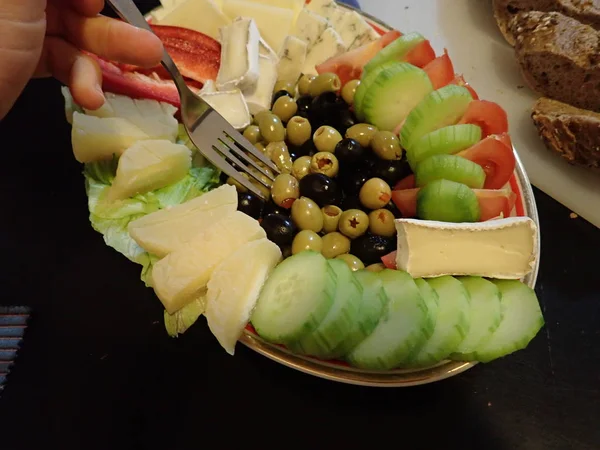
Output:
[[510, 11, 600, 112], [532, 97, 600, 171], [493, 0, 600, 45]]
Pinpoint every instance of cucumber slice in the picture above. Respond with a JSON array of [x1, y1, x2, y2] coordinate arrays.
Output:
[[405, 276, 471, 368], [289, 259, 362, 359], [346, 269, 431, 370], [407, 124, 482, 170], [361, 63, 433, 132], [251, 251, 336, 345], [413, 278, 439, 340], [450, 277, 503, 361], [400, 85, 474, 151], [417, 179, 481, 223], [473, 280, 544, 363], [415, 154, 486, 189], [355, 61, 398, 121], [363, 32, 426, 74], [333, 269, 390, 357]]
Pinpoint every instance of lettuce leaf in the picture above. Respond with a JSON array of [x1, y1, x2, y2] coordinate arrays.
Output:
[[164, 296, 207, 337]]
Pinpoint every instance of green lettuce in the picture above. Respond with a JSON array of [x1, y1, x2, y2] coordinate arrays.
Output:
[[164, 296, 207, 337]]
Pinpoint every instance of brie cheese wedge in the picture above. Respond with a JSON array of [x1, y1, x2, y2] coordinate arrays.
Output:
[[201, 90, 252, 130], [259, 37, 279, 61], [394, 217, 539, 279], [277, 35, 308, 83], [303, 27, 346, 75], [243, 55, 279, 115], [216, 18, 260, 91], [293, 8, 329, 50], [157, 0, 231, 41]]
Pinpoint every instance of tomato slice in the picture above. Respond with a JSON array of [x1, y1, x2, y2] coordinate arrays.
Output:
[[393, 174, 416, 190], [457, 134, 516, 189], [450, 75, 479, 100], [316, 30, 402, 86], [391, 188, 420, 218], [423, 49, 455, 89], [458, 100, 509, 138], [404, 40, 436, 68], [381, 251, 397, 269]]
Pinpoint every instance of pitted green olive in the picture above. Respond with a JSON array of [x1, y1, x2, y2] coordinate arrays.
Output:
[[359, 178, 392, 210], [286, 116, 312, 147], [266, 141, 293, 174], [297, 74, 316, 97], [271, 174, 300, 208], [273, 80, 296, 96], [321, 232, 351, 259], [368, 209, 396, 237], [313, 126, 342, 153], [292, 156, 312, 180], [292, 230, 323, 255], [335, 253, 365, 271], [272, 96, 298, 123], [345, 123, 378, 148], [321, 205, 342, 233], [310, 152, 339, 177], [309, 73, 342, 97], [371, 131, 402, 160], [258, 113, 286, 143], [341, 79, 360, 105], [365, 263, 385, 273], [291, 196, 324, 232], [243, 125, 262, 144], [338, 209, 369, 239]]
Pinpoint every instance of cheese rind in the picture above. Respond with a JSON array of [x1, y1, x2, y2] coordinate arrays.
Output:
[[243, 55, 279, 114], [394, 217, 538, 279], [216, 18, 260, 91], [200, 89, 252, 129], [277, 35, 308, 82]]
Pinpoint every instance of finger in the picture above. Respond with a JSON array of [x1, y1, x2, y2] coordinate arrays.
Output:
[[66, 0, 105, 16], [62, 11, 163, 68], [34, 37, 105, 110]]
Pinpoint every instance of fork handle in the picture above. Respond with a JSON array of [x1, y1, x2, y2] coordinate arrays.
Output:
[[105, 0, 188, 92]]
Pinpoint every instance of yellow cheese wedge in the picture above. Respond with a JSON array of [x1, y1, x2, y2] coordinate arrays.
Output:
[[394, 217, 538, 279], [151, 211, 267, 313], [128, 184, 237, 257], [157, 0, 231, 41]]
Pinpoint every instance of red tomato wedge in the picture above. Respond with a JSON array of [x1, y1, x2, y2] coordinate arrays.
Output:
[[457, 134, 516, 189], [450, 75, 479, 100], [458, 100, 509, 138], [391, 187, 517, 221], [423, 50, 455, 89], [404, 40, 436, 69], [316, 30, 402, 86], [381, 251, 397, 269], [394, 174, 416, 190]]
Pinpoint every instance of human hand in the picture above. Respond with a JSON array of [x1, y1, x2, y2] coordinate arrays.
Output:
[[0, 0, 164, 119]]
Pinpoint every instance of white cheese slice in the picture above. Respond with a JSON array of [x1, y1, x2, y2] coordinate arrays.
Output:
[[259, 37, 279, 61], [277, 35, 308, 83], [222, 0, 294, 52], [302, 27, 346, 75], [156, 0, 231, 41], [394, 217, 539, 279], [243, 55, 279, 115], [216, 18, 260, 91], [292, 8, 330, 50], [200, 90, 252, 130], [336, 10, 380, 50], [199, 80, 217, 95], [245, 0, 304, 23]]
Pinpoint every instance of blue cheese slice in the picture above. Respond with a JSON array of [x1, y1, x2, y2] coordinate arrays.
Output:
[[302, 27, 346, 75], [337, 10, 380, 50], [277, 35, 308, 82], [293, 8, 329, 50], [394, 217, 539, 279], [200, 90, 252, 130], [216, 18, 260, 91], [306, 0, 338, 19], [243, 55, 279, 114]]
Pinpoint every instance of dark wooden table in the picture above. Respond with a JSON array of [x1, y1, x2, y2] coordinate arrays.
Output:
[[0, 2, 599, 449]]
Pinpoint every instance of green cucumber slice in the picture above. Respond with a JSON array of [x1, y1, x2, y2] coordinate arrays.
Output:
[[405, 276, 471, 368], [416, 179, 481, 223], [414, 278, 439, 340], [363, 32, 426, 74], [450, 277, 503, 361], [346, 269, 431, 370], [361, 63, 433, 132], [332, 269, 390, 357], [289, 259, 362, 359], [473, 280, 544, 363], [407, 124, 482, 170], [355, 61, 398, 121], [415, 154, 486, 189], [400, 85, 474, 150], [251, 251, 336, 345]]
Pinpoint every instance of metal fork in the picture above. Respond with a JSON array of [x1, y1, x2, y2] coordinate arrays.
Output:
[[106, 0, 280, 200]]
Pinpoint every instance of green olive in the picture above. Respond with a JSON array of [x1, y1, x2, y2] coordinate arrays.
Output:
[[272, 96, 298, 123], [292, 155, 312, 180], [291, 196, 324, 232], [341, 79, 360, 105], [226, 173, 249, 193], [297, 74, 316, 97], [273, 80, 296, 96], [345, 123, 379, 148], [254, 142, 266, 153], [321, 205, 342, 233], [310, 152, 339, 177], [313, 126, 342, 153], [338, 209, 369, 239], [271, 174, 300, 208], [321, 232, 351, 259], [359, 178, 392, 210], [243, 125, 262, 144], [253, 110, 271, 125], [371, 131, 402, 160], [368, 209, 396, 237], [335, 253, 365, 271], [286, 116, 312, 147], [248, 168, 273, 199], [266, 141, 293, 173], [258, 113, 286, 143], [292, 230, 323, 255], [309, 73, 342, 97], [365, 263, 385, 273]]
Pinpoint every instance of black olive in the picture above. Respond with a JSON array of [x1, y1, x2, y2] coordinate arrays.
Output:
[[372, 159, 412, 186], [335, 138, 365, 164], [334, 109, 356, 135], [272, 90, 292, 106], [338, 167, 371, 196], [340, 196, 364, 212], [309, 92, 345, 129], [263, 200, 290, 217], [237, 192, 264, 219], [299, 173, 343, 207], [350, 234, 396, 266], [385, 200, 403, 219], [289, 139, 317, 159], [260, 214, 296, 246], [296, 95, 312, 115]]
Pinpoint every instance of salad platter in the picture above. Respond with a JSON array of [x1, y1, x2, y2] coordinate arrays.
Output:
[[62, 0, 544, 387]]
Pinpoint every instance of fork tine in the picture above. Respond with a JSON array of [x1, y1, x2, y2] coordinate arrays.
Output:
[[214, 140, 272, 189], [217, 138, 276, 183], [223, 129, 281, 175]]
